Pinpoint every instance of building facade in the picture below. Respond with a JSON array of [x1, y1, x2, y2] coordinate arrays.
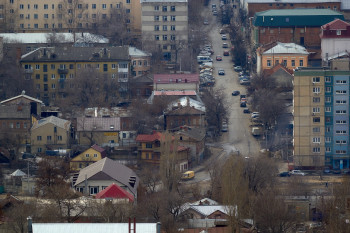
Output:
[[70, 144, 106, 171], [320, 19, 350, 64], [0, 0, 141, 36], [294, 68, 350, 169], [141, 0, 188, 61], [253, 9, 344, 47], [154, 73, 199, 92], [20, 46, 131, 105]]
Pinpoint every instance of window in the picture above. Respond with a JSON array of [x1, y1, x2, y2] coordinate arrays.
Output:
[[44, 14, 48, 19], [312, 77, 320, 83], [102, 4, 106, 9], [171, 35, 176, 41], [336, 80, 347, 84], [51, 83, 56, 89], [44, 4, 48, 9], [325, 76, 331, 82], [163, 25, 167, 31], [103, 64, 108, 72], [38, 148, 42, 153], [85, 153, 90, 157], [312, 107, 320, 113], [336, 150, 347, 154], [282, 60, 287, 67], [313, 117, 320, 123], [312, 137, 320, 143], [171, 15, 176, 21], [313, 127, 320, 133], [336, 90, 347, 94], [154, 5, 159, 11], [336, 130, 347, 134], [20, 4, 24, 9], [34, 4, 38, 9], [94, 154, 98, 157], [112, 64, 116, 69], [326, 126, 331, 132], [47, 136, 52, 141], [16, 122, 20, 129], [90, 187, 99, 195], [154, 15, 159, 21], [336, 30, 341, 35], [171, 25, 176, 31], [126, 9, 130, 13], [24, 123, 27, 129], [312, 147, 320, 153], [313, 87, 320, 94], [291, 60, 295, 66], [119, 63, 127, 68], [336, 140, 347, 144], [325, 96, 331, 103], [336, 110, 346, 114], [171, 6, 175, 11], [37, 136, 42, 141], [20, 14, 24, 19], [325, 107, 331, 112], [163, 35, 167, 41], [146, 143, 152, 148], [57, 136, 62, 141], [267, 60, 271, 67], [326, 147, 331, 152], [96, 64, 100, 69], [313, 97, 320, 103], [336, 100, 346, 104], [163, 45, 168, 50], [325, 86, 331, 93], [336, 120, 347, 124], [154, 25, 159, 31], [325, 137, 331, 143], [155, 35, 159, 40], [299, 60, 304, 67], [163, 16, 167, 21], [162, 6, 167, 12], [92, 4, 96, 9]]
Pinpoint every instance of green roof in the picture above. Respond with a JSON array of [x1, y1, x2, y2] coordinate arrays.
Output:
[[254, 9, 344, 27], [294, 69, 350, 77]]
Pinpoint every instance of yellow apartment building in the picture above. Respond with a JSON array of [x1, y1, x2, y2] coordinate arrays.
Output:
[[0, 0, 141, 36], [70, 144, 106, 171], [257, 42, 309, 74], [20, 46, 131, 105]]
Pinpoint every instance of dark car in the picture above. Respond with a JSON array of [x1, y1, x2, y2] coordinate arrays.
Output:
[[243, 108, 250, 113], [223, 50, 229, 56], [216, 55, 222, 61], [234, 66, 243, 72], [323, 168, 331, 174], [279, 172, 291, 177], [232, 90, 240, 96], [333, 169, 341, 174], [240, 102, 246, 107], [22, 153, 36, 159]]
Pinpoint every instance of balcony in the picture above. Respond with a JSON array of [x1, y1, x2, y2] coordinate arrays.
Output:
[[57, 68, 68, 74], [24, 68, 33, 73]]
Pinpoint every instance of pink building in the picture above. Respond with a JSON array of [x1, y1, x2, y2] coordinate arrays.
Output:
[[154, 73, 199, 92]]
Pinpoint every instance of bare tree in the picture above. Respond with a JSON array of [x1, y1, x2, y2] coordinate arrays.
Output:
[[57, 0, 88, 36], [3, 201, 38, 233]]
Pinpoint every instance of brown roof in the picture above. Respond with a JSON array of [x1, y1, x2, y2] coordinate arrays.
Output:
[[135, 131, 163, 142], [166, 105, 205, 116], [262, 63, 293, 77], [91, 144, 105, 154], [322, 18, 350, 30], [154, 74, 199, 84]]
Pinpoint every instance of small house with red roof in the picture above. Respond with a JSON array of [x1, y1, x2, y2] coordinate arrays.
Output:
[[135, 131, 190, 171], [70, 144, 106, 171], [95, 183, 134, 202], [261, 64, 294, 91], [154, 74, 199, 92], [320, 19, 350, 64]]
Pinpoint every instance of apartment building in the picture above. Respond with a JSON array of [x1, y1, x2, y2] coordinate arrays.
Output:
[[0, 0, 141, 36], [141, 0, 188, 61], [20, 46, 131, 105], [294, 66, 350, 170]]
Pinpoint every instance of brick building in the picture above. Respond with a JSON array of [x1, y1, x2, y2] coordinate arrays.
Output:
[[253, 9, 344, 47], [241, 0, 341, 18]]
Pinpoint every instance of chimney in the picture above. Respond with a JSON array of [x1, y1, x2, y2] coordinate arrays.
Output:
[[157, 222, 161, 233], [27, 216, 32, 233]]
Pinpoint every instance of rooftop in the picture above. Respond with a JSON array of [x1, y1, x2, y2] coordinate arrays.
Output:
[[0, 91, 43, 105], [263, 42, 309, 55], [321, 18, 350, 30], [154, 74, 199, 84], [31, 116, 71, 131], [254, 9, 344, 27], [76, 117, 121, 131], [141, 0, 187, 2], [246, 0, 340, 3]]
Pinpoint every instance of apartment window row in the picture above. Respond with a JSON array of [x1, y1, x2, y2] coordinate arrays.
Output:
[[312, 77, 320, 83], [28, 63, 122, 72], [154, 15, 176, 21], [335, 110, 346, 114], [37, 135, 63, 141], [336, 150, 346, 154], [336, 140, 347, 144], [132, 60, 148, 67], [17, 3, 125, 10], [336, 90, 347, 94], [336, 80, 347, 84], [336, 120, 347, 124], [336, 130, 347, 134], [1, 122, 28, 129], [154, 25, 176, 31], [154, 5, 176, 12], [312, 137, 320, 143], [335, 100, 347, 104], [266, 59, 303, 67], [312, 147, 320, 153]]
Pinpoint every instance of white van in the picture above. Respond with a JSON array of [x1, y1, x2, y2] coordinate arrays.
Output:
[[197, 56, 212, 64]]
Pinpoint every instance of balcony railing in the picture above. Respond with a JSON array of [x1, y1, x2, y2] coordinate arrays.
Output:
[[57, 68, 68, 74], [24, 68, 33, 73]]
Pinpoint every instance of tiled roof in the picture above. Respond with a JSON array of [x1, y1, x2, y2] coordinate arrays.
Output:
[[321, 18, 350, 30], [91, 144, 105, 153], [263, 64, 294, 77], [74, 157, 139, 196], [154, 74, 199, 84], [136, 131, 163, 142], [31, 116, 71, 131], [76, 117, 120, 131], [95, 183, 134, 202], [21, 47, 130, 62]]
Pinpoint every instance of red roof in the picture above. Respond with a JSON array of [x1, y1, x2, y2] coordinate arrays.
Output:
[[154, 74, 199, 84], [154, 91, 197, 96], [95, 183, 134, 202], [263, 63, 294, 77], [322, 19, 350, 30], [136, 131, 163, 142], [91, 144, 105, 153]]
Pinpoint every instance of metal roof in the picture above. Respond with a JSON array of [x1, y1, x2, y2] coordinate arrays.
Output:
[[32, 223, 158, 233], [31, 116, 71, 131], [0, 91, 43, 105], [76, 117, 121, 131], [254, 9, 344, 27], [263, 42, 309, 55], [74, 158, 139, 196], [128, 47, 151, 57], [154, 74, 199, 84], [167, 97, 206, 112]]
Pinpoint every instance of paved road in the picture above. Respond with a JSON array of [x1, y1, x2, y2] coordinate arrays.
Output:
[[207, 9, 261, 158]]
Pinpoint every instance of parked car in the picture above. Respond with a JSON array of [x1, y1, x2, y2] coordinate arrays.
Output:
[[221, 120, 228, 132], [279, 172, 291, 177], [290, 170, 305, 176], [234, 66, 243, 72], [243, 108, 250, 113], [232, 90, 240, 96], [251, 112, 260, 118], [219, 28, 227, 34], [203, 19, 209, 25], [223, 50, 229, 56], [213, 10, 218, 16], [323, 168, 331, 174], [216, 55, 222, 61], [333, 169, 341, 174], [222, 43, 228, 48], [218, 69, 225, 75], [221, 35, 227, 40], [240, 79, 250, 85], [240, 102, 246, 107]]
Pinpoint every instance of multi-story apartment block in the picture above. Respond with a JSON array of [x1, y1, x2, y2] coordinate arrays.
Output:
[[0, 0, 141, 36], [20, 46, 131, 105], [141, 0, 188, 61], [294, 66, 350, 170], [240, 0, 341, 18], [253, 9, 344, 47], [320, 19, 350, 64]]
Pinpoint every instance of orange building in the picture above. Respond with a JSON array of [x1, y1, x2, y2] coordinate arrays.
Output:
[[256, 42, 309, 74]]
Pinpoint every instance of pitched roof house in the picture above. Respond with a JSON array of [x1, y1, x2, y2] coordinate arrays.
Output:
[[154, 74, 199, 92], [70, 144, 106, 172], [95, 183, 134, 202], [74, 157, 139, 198]]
